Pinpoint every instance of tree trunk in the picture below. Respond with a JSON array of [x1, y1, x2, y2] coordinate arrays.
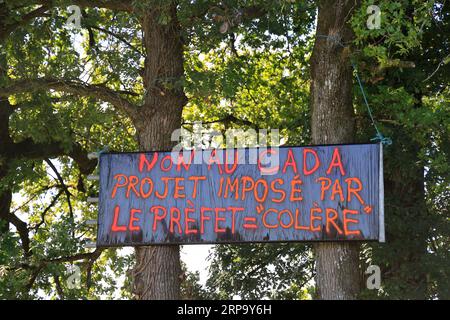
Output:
[[0, 37, 11, 235], [310, 0, 363, 300], [380, 98, 429, 298], [0, 188, 11, 235], [131, 3, 186, 300]]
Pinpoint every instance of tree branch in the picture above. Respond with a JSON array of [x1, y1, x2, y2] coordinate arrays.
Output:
[[45, 248, 104, 264], [69, 0, 133, 12], [0, 78, 139, 118], [26, 264, 44, 291], [45, 159, 74, 226], [5, 211, 31, 257], [67, 142, 98, 175], [0, 4, 50, 41], [182, 114, 257, 129], [86, 249, 103, 291], [6, 139, 97, 175], [53, 274, 65, 300], [26, 248, 105, 291], [88, 25, 144, 57], [31, 189, 64, 232], [30, 0, 132, 12], [422, 53, 450, 82]]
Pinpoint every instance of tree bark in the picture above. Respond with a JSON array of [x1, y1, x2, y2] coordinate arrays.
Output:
[[310, 0, 363, 300], [131, 3, 186, 300], [0, 24, 10, 236]]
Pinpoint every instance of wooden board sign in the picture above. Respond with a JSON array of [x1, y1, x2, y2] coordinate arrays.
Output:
[[96, 143, 384, 247]]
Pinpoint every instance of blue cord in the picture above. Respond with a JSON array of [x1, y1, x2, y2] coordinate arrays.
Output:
[[315, 34, 392, 146], [352, 62, 392, 146]]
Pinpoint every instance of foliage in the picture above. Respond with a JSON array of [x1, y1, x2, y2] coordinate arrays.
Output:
[[0, 0, 448, 299]]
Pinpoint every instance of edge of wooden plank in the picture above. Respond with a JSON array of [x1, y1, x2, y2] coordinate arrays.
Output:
[[379, 143, 385, 243]]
